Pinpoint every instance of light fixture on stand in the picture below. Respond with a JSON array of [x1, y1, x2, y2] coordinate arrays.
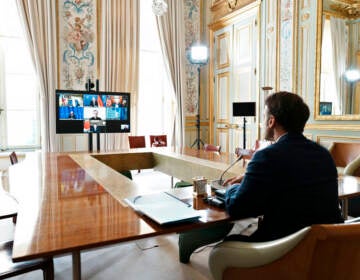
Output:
[[188, 44, 209, 150], [344, 69, 360, 114], [344, 69, 360, 83], [152, 0, 168, 16], [233, 102, 256, 149]]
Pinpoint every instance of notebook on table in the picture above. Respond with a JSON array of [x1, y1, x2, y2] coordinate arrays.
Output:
[[124, 192, 201, 225]]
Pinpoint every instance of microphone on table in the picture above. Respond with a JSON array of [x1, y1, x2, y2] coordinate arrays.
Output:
[[206, 152, 247, 207], [211, 150, 250, 190]]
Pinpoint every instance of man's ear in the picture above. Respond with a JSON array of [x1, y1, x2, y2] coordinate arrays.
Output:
[[267, 115, 275, 128]]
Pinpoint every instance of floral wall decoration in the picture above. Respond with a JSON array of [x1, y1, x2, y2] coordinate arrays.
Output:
[[279, 0, 295, 92], [184, 0, 200, 116], [58, 0, 97, 90]]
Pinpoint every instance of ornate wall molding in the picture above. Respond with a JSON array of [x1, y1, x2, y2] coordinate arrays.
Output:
[[306, 123, 360, 131], [210, 0, 257, 22]]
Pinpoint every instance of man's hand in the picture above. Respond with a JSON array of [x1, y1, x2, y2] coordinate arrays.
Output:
[[223, 175, 244, 186], [235, 147, 255, 159]]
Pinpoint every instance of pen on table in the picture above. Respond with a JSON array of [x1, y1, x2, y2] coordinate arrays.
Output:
[[165, 192, 192, 207]]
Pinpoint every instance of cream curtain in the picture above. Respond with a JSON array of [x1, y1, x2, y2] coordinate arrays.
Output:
[[100, 0, 140, 150], [16, 0, 57, 152], [155, 0, 186, 148], [330, 17, 348, 115]]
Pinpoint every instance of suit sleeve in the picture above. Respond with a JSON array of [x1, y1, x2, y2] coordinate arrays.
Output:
[[225, 150, 272, 219]]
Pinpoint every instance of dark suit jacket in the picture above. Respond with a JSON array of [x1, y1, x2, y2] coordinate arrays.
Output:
[[225, 133, 344, 241]]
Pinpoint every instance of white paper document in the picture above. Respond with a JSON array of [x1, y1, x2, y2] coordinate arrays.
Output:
[[124, 192, 201, 225]]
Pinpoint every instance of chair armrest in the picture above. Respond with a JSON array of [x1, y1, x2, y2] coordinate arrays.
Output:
[[328, 142, 335, 153], [344, 154, 360, 176], [208, 227, 310, 280]]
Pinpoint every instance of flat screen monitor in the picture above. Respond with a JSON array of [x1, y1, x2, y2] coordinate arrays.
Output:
[[232, 102, 256, 117], [56, 89, 130, 134]]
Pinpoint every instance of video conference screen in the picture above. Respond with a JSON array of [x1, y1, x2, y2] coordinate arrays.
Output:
[[56, 89, 131, 134]]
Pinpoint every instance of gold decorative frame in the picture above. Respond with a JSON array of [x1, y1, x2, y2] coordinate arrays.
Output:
[[216, 72, 230, 123], [216, 32, 231, 69], [314, 0, 360, 120]]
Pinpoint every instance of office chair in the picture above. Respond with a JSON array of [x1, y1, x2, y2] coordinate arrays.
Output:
[[9, 152, 18, 165], [7, 152, 19, 223], [328, 142, 360, 176], [0, 241, 54, 279], [149, 135, 167, 147], [128, 136, 146, 149], [209, 223, 360, 280], [128, 136, 146, 175], [204, 143, 221, 152], [0, 201, 54, 279], [328, 142, 360, 216]]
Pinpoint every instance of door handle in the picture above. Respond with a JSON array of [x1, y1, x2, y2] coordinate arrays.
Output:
[[230, 124, 239, 129]]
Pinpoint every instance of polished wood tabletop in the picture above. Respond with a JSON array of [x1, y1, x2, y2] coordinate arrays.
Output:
[[0, 191, 18, 220], [10, 149, 238, 263], [9, 148, 360, 277]]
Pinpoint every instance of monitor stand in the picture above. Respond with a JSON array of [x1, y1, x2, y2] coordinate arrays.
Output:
[[88, 133, 101, 152]]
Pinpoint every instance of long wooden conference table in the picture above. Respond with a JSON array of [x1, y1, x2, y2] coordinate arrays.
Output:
[[8, 147, 243, 280], [6, 148, 360, 279]]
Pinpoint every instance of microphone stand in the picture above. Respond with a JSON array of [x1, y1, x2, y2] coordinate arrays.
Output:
[[219, 154, 244, 184], [243, 116, 247, 149]]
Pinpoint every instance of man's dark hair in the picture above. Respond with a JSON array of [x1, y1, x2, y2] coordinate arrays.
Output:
[[265, 91, 310, 133]]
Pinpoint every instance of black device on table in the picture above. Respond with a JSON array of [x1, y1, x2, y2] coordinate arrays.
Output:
[[204, 188, 226, 208]]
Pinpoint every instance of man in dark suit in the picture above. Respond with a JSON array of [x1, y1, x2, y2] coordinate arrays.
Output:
[[89, 109, 103, 132], [178, 91, 343, 263], [224, 91, 343, 241], [89, 96, 98, 107]]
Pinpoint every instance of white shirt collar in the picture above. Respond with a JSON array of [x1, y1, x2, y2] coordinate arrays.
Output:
[[275, 132, 288, 143]]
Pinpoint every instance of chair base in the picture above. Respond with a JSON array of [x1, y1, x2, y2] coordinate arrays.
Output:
[[178, 223, 233, 263]]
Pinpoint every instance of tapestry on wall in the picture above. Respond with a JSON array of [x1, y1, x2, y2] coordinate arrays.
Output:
[[184, 0, 200, 116], [279, 0, 295, 92], [58, 0, 97, 90]]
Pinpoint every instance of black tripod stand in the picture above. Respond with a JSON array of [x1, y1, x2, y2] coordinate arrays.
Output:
[[191, 66, 204, 150]]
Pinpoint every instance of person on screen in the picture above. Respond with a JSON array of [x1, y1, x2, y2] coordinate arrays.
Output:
[[179, 91, 344, 263], [112, 96, 123, 108], [68, 110, 76, 119], [90, 109, 101, 120], [90, 96, 98, 107], [106, 97, 112, 107], [89, 109, 102, 132]]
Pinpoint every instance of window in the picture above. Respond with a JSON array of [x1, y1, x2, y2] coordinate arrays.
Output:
[[0, 0, 40, 150], [138, 0, 174, 145]]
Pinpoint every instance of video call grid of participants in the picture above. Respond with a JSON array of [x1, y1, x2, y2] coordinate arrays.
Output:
[[58, 94, 129, 121]]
